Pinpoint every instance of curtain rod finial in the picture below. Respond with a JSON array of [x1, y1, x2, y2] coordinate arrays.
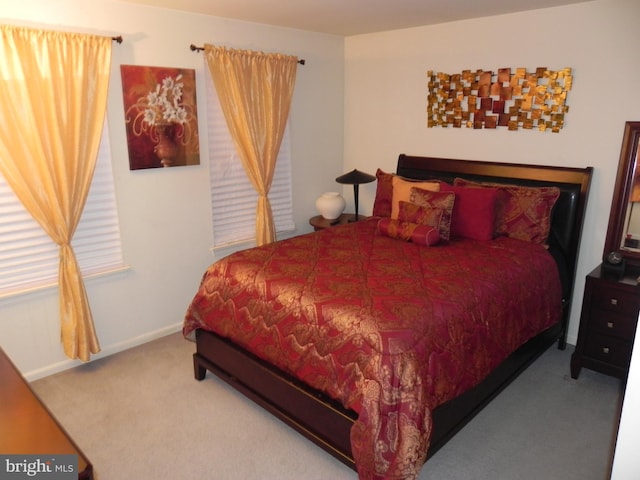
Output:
[[112, 35, 123, 44]]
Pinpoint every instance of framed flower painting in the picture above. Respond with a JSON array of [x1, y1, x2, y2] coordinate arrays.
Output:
[[120, 65, 200, 170]]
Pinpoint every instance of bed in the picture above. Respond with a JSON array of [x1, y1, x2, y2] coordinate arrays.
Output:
[[183, 154, 592, 480]]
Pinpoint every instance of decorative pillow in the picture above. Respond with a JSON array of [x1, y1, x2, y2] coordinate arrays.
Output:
[[390, 175, 440, 219], [397, 201, 443, 229], [372, 169, 394, 217], [377, 217, 441, 246], [453, 178, 560, 244], [372, 169, 442, 218], [439, 183, 499, 241], [400, 188, 455, 241]]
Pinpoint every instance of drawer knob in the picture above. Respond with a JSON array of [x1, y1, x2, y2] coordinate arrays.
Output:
[[610, 298, 619, 306], [602, 347, 610, 354], [607, 321, 615, 329]]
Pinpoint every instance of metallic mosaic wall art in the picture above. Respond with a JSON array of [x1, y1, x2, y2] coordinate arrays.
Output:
[[427, 67, 572, 132]]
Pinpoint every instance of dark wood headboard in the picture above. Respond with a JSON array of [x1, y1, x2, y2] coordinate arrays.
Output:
[[396, 154, 593, 348]]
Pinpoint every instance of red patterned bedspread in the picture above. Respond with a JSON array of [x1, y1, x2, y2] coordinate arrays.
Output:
[[183, 217, 561, 479]]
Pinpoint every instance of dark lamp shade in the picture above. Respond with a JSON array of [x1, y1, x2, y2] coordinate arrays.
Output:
[[335, 169, 376, 185]]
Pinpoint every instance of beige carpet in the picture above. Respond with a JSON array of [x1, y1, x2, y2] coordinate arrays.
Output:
[[31, 332, 623, 479]]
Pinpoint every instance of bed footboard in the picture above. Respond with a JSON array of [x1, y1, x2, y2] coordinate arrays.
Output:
[[193, 329, 357, 469], [194, 322, 561, 470]]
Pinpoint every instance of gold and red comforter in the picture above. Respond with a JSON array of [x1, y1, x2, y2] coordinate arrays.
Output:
[[183, 218, 561, 479]]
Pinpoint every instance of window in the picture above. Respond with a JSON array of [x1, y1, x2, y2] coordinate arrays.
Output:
[[0, 121, 125, 297], [204, 64, 295, 248]]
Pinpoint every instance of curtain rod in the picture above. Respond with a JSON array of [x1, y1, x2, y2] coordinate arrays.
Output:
[[112, 36, 123, 43], [189, 44, 305, 65]]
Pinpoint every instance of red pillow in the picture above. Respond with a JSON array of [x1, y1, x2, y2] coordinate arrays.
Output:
[[377, 217, 441, 246], [439, 183, 499, 240], [372, 169, 394, 217]]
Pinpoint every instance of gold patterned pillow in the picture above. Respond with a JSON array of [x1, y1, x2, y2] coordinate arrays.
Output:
[[399, 188, 455, 241]]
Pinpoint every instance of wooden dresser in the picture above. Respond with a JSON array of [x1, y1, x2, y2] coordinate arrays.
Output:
[[571, 265, 640, 380], [0, 347, 93, 479]]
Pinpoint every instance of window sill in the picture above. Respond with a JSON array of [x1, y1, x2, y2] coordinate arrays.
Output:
[[0, 264, 131, 302]]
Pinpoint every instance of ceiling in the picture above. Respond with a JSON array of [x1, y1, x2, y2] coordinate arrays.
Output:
[[118, 0, 589, 36]]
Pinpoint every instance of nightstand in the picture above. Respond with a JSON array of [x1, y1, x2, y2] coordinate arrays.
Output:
[[309, 213, 366, 231], [570, 265, 640, 380]]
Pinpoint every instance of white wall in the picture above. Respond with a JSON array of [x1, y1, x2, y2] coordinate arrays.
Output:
[[344, 0, 640, 345], [0, 0, 344, 378]]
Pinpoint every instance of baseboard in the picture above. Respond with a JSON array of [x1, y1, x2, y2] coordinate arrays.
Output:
[[24, 322, 183, 381]]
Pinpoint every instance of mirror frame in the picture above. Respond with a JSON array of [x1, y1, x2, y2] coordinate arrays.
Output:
[[604, 121, 640, 271]]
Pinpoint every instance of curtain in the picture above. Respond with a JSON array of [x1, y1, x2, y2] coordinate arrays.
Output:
[[0, 25, 112, 361], [204, 45, 298, 246]]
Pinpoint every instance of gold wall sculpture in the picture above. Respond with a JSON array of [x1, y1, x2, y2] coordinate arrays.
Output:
[[427, 67, 572, 132]]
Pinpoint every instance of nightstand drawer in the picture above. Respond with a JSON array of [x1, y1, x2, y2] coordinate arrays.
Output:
[[590, 309, 639, 338], [591, 288, 640, 315], [583, 333, 633, 368]]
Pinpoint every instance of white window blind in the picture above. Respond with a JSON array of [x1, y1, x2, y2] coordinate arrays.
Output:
[[0, 121, 125, 297], [204, 63, 295, 248]]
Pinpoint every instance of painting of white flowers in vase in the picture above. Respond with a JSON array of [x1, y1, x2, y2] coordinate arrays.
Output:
[[121, 65, 200, 169]]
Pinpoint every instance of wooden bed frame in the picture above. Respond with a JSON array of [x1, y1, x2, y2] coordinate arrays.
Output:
[[191, 154, 592, 471]]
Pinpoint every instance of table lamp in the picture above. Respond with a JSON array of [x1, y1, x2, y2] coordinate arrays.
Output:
[[335, 169, 376, 221]]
